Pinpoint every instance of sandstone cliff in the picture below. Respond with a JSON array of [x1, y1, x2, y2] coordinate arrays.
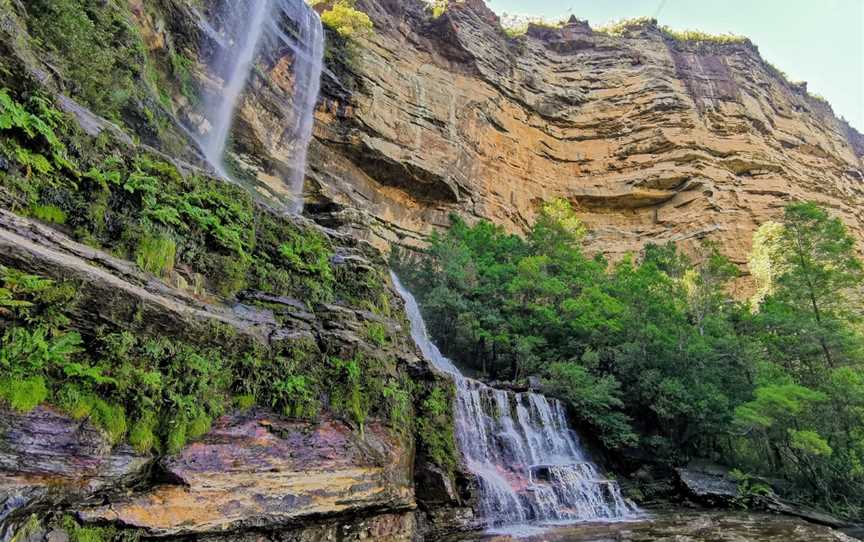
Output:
[[274, 0, 863, 272], [118, 0, 864, 267], [304, 0, 864, 268]]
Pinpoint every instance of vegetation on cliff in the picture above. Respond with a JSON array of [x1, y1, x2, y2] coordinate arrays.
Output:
[[395, 199, 864, 515], [0, 81, 461, 474]]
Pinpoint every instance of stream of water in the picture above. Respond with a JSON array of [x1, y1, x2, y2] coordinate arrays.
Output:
[[392, 273, 640, 533], [198, 0, 323, 213]]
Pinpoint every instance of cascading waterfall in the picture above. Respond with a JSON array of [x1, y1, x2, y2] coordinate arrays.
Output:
[[198, 0, 324, 213], [392, 272, 640, 530]]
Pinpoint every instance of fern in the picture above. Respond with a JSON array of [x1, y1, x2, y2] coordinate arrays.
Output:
[[0, 89, 77, 174]]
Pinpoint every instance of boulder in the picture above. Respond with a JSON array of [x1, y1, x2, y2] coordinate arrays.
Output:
[[675, 463, 739, 506]]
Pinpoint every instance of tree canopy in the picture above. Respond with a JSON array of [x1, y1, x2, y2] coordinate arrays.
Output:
[[395, 199, 864, 515]]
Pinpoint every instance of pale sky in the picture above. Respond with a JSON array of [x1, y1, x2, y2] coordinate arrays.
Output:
[[487, 0, 864, 132]]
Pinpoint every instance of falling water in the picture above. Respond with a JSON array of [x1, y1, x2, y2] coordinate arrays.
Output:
[[201, 1, 269, 177], [198, 0, 324, 213], [392, 272, 640, 530]]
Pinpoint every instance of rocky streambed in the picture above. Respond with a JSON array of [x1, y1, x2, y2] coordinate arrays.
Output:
[[450, 510, 862, 541]]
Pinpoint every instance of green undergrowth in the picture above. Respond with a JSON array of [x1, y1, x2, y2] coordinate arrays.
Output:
[[14, 0, 190, 153], [0, 85, 459, 472], [58, 515, 140, 542], [0, 87, 335, 303], [416, 383, 459, 473], [0, 264, 419, 456]]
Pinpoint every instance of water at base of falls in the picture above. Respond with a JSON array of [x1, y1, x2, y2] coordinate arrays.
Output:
[[392, 272, 640, 530], [197, 0, 324, 214]]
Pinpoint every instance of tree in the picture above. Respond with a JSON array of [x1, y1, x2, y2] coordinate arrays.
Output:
[[754, 202, 863, 373]]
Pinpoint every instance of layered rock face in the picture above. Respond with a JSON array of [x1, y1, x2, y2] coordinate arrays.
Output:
[[140, 0, 864, 264], [297, 0, 864, 266], [0, 210, 427, 541]]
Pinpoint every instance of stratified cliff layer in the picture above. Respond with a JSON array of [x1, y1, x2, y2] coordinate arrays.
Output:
[[297, 0, 864, 268]]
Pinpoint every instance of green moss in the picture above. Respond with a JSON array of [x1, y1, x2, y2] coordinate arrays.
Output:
[[0, 376, 48, 412], [382, 378, 412, 433], [234, 394, 256, 410], [22, 0, 148, 126], [59, 516, 128, 542], [129, 411, 158, 453], [31, 204, 67, 224], [165, 417, 187, 455], [169, 52, 198, 106], [335, 356, 367, 430], [91, 399, 128, 444], [187, 412, 212, 440], [416, 383, 459, 472], [10, 515, 42, 542], [366, 322, 389, 347], [135, 234, 176, 277]]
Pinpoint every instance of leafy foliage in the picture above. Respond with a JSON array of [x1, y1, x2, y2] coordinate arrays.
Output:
[[319, 0, 374, 40], [397, 199, 864, 513], [23, 0, 148, 125], [0, 88, 335, 301], [0, 263, 416, 455]]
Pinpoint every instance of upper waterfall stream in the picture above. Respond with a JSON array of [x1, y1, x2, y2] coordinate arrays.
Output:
[[198, 0, 323, 213], [391, 273, 640, 532]]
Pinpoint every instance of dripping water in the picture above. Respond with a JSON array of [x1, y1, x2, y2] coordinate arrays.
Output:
[[197, 0, 324, 213], [392, 272, 640, 532]]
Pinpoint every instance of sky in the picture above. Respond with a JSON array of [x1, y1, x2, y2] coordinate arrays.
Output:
[[486, 0, 864, 132]]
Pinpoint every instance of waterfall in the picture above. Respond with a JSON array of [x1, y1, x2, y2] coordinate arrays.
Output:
[[392, 272, 640, 530], [198, 0, 324, 213]]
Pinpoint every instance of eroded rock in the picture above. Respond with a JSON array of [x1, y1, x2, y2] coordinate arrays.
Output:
[[79, 410, 414, 537], [0, 407, 151, 527]]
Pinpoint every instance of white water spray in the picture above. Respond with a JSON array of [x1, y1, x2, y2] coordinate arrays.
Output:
[[392, 272, 640, 531], [198, 0, 324, 213]]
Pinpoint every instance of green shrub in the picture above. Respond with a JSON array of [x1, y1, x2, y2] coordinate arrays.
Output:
[[320, 0, 374, 40]]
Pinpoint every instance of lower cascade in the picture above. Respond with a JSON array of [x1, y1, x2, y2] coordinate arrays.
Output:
[[392, 273, 639, 528]]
